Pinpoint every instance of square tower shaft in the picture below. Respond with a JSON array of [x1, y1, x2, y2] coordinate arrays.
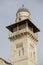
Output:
[[6, 19, 40, 65]]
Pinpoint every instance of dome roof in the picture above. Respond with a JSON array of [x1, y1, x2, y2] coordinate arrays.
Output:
[[16, 5, 30, 14]]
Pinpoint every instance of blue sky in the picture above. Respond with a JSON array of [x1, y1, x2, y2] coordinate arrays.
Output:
[[0, 0, 43, 65]]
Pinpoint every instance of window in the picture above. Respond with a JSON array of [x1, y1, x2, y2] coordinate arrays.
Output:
[[19, 24, 26, 30], [33, 52, 35, 60], [16, 43, 24, 56], [19, 50, 21, 56], [22, 47, 24, 55], [19, 18, 21, 21], [13, 27, 17, 32]]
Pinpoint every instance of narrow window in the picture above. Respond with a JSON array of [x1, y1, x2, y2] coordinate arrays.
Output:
[[19, 50, 20, 56], [22, 47, 24, 55], [33, 52, 35, 60]]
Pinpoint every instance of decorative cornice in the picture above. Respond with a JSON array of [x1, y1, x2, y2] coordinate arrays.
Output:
[[9, 31, 38, 42]]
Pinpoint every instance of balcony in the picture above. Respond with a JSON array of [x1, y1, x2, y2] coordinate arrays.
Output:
[[8, 27, 38, 40]]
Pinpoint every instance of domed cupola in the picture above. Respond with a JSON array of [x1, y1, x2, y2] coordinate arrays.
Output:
[[16, 5, 31, 22]]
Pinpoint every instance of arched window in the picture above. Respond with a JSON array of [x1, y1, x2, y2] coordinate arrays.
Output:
[[33, 52, 35, 60]]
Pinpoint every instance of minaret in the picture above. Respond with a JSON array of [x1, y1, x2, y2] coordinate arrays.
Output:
[[6, 6, 40, 65]]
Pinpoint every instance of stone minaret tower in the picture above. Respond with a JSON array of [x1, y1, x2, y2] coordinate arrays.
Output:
[[6, 6, 40, 65]]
